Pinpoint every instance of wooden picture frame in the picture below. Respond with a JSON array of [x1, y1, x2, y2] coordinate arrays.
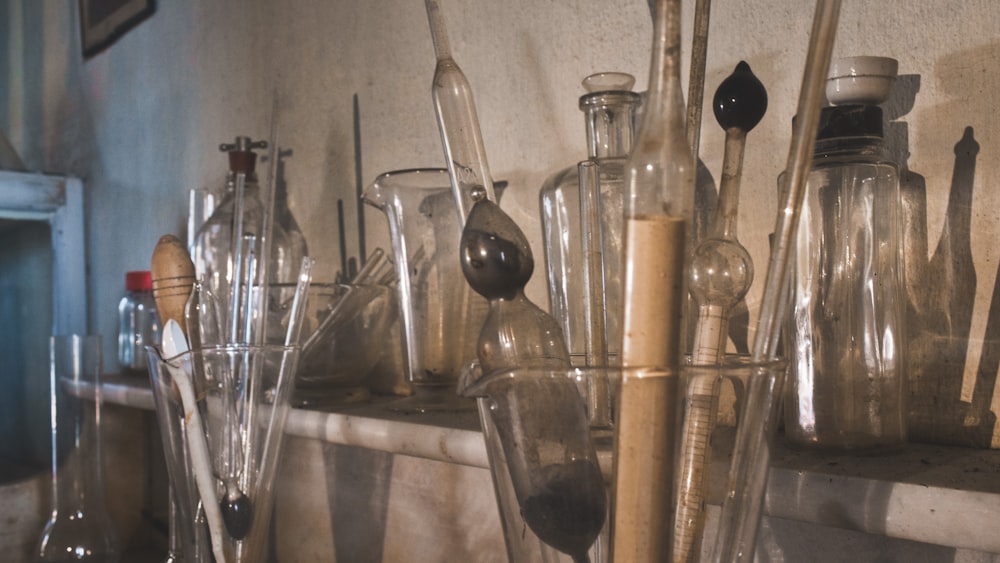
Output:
[[79, 0, 156, 59]]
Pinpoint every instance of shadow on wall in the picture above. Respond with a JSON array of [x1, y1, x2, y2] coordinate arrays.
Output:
[[885, 66, 995, 447], [325, 443, 395, 562], [905, 124, 993, 447]]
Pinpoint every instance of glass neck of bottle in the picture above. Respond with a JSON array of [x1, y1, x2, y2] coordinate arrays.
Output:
[[227, 171, 260, 190], [584, 94, 639, 159], [642, 0, 683, 126]]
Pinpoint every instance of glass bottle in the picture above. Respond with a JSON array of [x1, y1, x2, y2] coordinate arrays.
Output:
[[36, 335, 119, 562], [613, 0, 694, 561], [784, 104, 907, 452], [117, 270, 159, 374], [191, 136, 308, 343], [539, 72, 640, 368]]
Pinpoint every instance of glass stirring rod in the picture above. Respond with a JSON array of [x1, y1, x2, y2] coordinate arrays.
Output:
[[425, 0, 497, 226]]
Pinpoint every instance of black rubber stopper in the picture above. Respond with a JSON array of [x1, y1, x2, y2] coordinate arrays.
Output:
[[713, 61, 768, 133], [221, 492, 255, 540]]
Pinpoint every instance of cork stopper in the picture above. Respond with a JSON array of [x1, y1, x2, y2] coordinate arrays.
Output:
[[150, 234, 196, 333], [220, 136, 268, 175]]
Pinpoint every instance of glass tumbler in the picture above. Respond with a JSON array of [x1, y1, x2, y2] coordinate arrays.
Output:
[[35, 334, 119, 563]]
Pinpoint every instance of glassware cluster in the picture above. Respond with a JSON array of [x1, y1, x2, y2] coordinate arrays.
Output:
[[88, 0, 915, 561]]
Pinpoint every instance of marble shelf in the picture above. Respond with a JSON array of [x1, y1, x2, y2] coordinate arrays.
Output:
[[100, 375, 1000, 555]]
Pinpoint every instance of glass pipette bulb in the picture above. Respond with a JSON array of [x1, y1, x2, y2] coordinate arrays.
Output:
[[425, 0, 496, 225], [460, 196, 605, 562], [689, 61, 767, 364], [677, 61, 767, 563]]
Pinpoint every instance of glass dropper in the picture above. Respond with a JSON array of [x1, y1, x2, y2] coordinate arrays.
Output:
[[675, 60, 767, 563], [424, 0, 497, 226], [688, 61, 767, 364]]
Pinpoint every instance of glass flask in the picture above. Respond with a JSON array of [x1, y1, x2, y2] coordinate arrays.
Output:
[[36, 334, 119, 563], [117, 270, 160, 374], [191, 136, 308, 343], [539, 72, 639, 368], [785, 104, 907, 452]]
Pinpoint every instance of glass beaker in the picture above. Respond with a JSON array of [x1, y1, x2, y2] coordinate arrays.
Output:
[[459, 364, 610, 563], [364, 168, 497, 412], [146, 344, 300, 563], [35, 334, 119, 563]]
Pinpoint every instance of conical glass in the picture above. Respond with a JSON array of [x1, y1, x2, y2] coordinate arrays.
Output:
[[459, 364, 610, 563], [146, 344, 299, 562]]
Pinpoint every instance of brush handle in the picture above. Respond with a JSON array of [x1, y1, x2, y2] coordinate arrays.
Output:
[[151, 234, 196, 333]]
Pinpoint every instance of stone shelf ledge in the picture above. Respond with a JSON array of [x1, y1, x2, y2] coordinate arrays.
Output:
[[100, 375, 1000, 555]]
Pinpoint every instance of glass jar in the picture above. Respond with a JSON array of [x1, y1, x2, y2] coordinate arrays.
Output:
[[784, 104, 907, 452], [117, 270, 159, 374], [539, 72, 639, 367]]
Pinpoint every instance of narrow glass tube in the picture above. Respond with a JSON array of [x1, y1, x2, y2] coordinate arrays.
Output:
[[425, 0, 497, 225], [612, 0, 694, 560]]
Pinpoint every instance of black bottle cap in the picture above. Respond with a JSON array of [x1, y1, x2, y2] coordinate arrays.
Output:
[[815, 105, 883, 140]]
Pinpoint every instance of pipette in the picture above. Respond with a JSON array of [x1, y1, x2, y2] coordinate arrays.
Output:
[[614, 0, 693, 560], [424, 0, 497, 225], [675, 61, 767, 563]]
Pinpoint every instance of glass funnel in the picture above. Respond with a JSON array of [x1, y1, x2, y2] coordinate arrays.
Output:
[[146, 344, 299, 563], [364, 168, 501, 412]]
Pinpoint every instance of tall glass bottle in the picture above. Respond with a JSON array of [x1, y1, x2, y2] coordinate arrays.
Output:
[[539, 72, 639, 368], [36, 335, 119, 562], [612, 0, 694, 560], [191, 136, 308, 343], [784, 104, 906, 452]]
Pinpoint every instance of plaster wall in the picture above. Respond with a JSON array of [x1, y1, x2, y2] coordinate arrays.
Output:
[[5, 0, 998, 381]]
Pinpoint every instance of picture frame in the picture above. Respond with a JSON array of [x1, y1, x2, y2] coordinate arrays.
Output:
[[79, 0, 156, 59]]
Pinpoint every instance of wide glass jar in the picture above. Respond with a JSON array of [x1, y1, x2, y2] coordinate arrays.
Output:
[[785, 104, 907, 452]]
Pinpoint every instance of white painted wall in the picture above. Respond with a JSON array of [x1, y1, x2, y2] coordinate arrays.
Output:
[[4, 0, 998, 386]]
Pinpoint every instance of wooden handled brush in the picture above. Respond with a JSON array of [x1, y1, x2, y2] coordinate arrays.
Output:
[[151, 234, 196, 333]]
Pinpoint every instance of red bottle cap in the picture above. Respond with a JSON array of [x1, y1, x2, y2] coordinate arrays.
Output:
[[126, 271, 153, 292]]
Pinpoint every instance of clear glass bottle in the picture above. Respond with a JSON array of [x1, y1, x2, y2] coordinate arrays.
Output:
[[117, 270, 159, 374], [539, 72, 639, 368], [785, 104, 907, 452], [191, 136, 308, 343]]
